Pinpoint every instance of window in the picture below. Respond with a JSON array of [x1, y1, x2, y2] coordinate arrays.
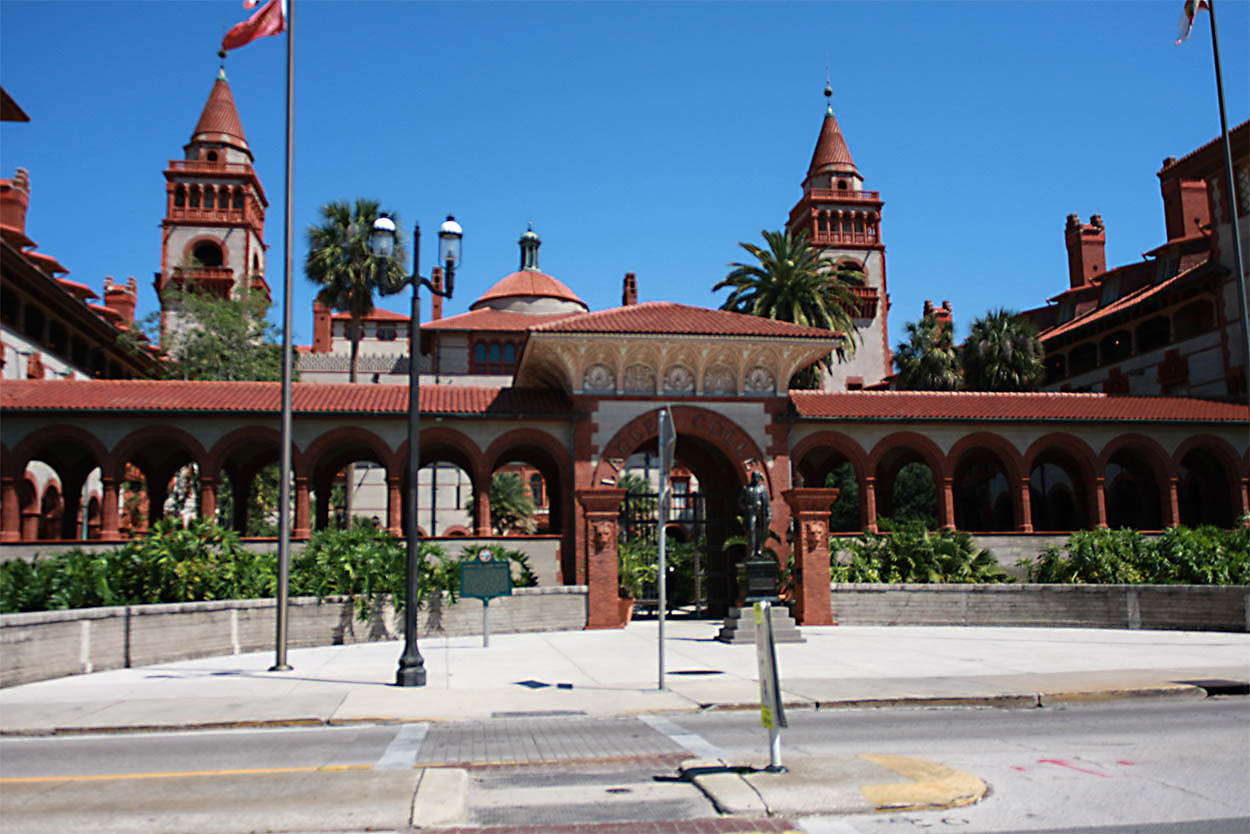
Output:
[[232, 188, 244, 210], [1069, 343, 1097, 376], [192, 241, 223, 267], [377, 326, 396, 341], [1044, 353, 1066, 383], [206, 150, 218, 161], [1135, 316, 1170, 354], [1174, 299, 1214, 341], [471, 339, 520, 373], [174, 185, 185, 208], [204, 188, 215, 210], [529, 474, 545, 507], [189, 187, 200, 208]]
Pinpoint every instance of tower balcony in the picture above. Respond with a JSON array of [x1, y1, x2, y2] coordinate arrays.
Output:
[[845, 285, 880, 319], [812, 229, 877, 246], [807, 187, 880, 202], [168, 159, 253, 176], [167, 266, 235, 299]]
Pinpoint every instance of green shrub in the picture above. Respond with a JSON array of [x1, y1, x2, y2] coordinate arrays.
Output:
[[1021, 525, 1249, 584], [833, 521, 1008, 583]]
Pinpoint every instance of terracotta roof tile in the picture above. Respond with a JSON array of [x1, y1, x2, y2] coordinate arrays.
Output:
[[529, 301, 845, 340], [790, 389, 1247, 423], [808, 109, 857, 175], [0, 380, 571, 416], [328, 308, 410, 322], [471, 270, 587, 310], [191, 76, 249, 154], [423, 308, 579, 332]]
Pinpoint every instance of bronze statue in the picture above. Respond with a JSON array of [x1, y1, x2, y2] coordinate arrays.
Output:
[[740, 470, 771, 560]]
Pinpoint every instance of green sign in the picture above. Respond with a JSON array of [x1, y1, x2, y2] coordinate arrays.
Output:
[[460, 557, 512, 601]]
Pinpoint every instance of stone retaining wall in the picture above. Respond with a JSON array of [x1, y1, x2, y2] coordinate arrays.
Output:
[[830, 583, 1249, 632], [0, 586, 587, 688]]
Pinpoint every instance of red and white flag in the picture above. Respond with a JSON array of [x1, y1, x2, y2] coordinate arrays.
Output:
[[1175, 0, 1209, 45], [222, 0, 286, 51]]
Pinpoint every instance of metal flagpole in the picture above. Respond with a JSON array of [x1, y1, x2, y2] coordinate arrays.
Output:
[[656, 406, 675, 691], [270, 0, 295, 672], [1205, 0, 1250, 414]]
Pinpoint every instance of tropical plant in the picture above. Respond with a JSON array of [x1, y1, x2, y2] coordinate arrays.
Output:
[[305, 198, 407, 382], [617, 537, 659, 599], [823, 462, 861, 531], [714, 228, 859, 388], [833, 521, 1008, 583], [886, 462, 939, 528], [961, 308, 1044, 392], [146, 285, 284, 381], [894, 312, 962, 390], [1020, 525, 1250, 584], [487, 472, 537, 534]]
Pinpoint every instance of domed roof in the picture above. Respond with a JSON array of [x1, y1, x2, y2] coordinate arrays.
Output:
[[470, 269, 588, 311], [469, 226, 588, 313]]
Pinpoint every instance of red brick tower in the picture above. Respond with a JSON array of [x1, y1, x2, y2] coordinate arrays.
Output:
[[786, 84, 890, 389], [155, 68, 269, 346]]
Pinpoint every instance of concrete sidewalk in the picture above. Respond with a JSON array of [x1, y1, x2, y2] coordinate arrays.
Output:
[[2, 621, 1246, 735]]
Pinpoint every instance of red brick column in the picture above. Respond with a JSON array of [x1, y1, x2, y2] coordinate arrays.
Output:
[[1166, 476, 1181, 527], [99, 474, 122, 541], [1, 475, 21, 542], [1093, 476, 1108, 529], [386, 474, 402, 537], [198, 474, 218, 526], [782, 488, 837, 626], [1017, 477, 1033, 532], [940, 476, 956, 531], [863, 476, 878, 533], [576, 487, 626, 629], [293, 475, 311, 539]]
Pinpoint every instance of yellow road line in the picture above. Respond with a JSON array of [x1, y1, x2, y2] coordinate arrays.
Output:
[[859, 753, 987, 812], [0, 763, 372, 784]]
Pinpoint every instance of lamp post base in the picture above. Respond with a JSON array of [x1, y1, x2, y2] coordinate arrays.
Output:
[[396, 664, 427, 687]]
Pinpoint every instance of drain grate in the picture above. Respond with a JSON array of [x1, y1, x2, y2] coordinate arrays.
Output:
[[669, 669, 724, 676], [490, 709, 588, 718]]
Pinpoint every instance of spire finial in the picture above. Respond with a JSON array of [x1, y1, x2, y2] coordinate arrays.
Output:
[[824, 68, 833, 115], [217, 49, 228, 80]]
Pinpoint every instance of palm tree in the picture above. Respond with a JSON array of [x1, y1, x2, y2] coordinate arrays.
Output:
[[714, 229, 859, 389], [488, 472, 536, 535], [894, 312, 962, 391], [305, 199, 407, 382], [962, 308, 1044, 392]]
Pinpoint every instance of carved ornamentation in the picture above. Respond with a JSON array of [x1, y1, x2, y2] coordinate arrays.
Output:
[[703, 365, 735, 394], [592, 520, 614, 551], [805, 521, 826, 551], [662, 364, 695, 393], [622, 363, 657, 394], [583, 363, 616, 392], [744, 366, 775, 393]]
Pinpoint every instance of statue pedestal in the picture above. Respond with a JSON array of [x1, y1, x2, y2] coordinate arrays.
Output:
[[715, 604, 805, 644]]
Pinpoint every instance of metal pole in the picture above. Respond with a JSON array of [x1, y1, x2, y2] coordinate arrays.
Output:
[[270, 0, 294, 673], [396, 224, 426, 687], [482, 599, 490, 648], [1206, 1, 1250, 414], [657, 495, 666, 691]]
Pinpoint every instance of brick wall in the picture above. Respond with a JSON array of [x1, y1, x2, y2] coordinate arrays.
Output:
[[0, 586, 587, 688]]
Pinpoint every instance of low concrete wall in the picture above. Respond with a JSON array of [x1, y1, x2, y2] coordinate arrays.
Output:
[[830, 583, 1250, 632], [0, 586, 587, 688]]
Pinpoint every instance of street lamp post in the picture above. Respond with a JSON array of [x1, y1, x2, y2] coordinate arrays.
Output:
[[370, 213, 461, 688]]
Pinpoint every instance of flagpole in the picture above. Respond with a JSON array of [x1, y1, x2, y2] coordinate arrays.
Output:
[[1205, 0, 1250, 412], [271, 0, 295, 672]]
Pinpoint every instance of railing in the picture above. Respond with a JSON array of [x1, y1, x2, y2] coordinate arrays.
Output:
[[847, 285, 880, 319], [166, 207, 251, 224], [812, 231, 875, 246], [808, 187, 880, 201], [167, 159, 253, 175]]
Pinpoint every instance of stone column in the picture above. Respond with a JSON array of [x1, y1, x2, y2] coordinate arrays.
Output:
[[782, 488, 837, 626], [1166, 476, 1181, 527], [576, 488, 627, 629], [293, 475, 311, 540], [475, 487, 492, 537]]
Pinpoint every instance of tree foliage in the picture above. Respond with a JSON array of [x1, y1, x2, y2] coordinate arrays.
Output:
[[833, 521, 1008, 583], [305, 198, 408, 382], [714, 228, 859, 388], [962, 308, 1044, 392], [894, 312, 962, 390], [153, 286, 283, 381], [1019, 525, 1250, 584], [488, 472, 536, 535]]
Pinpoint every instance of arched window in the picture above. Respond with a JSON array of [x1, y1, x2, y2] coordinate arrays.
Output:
[[529, 473, 545, 508], [203, 188, 215, 210], [232, 188, 244, 210], [1174, 299, 1214, 341], [1135, 316, 1170, 354], [488, 343, 501, 363], [1069, 343, 1097, 377], [503, 343, 516, 364], [206, 150, 218, 161], [1099, 330, 1132, 365], [192, 241, 223, 268], [189, 187, 200, 208], [174, 185, 186, 208], [473, 343, 487, 363]]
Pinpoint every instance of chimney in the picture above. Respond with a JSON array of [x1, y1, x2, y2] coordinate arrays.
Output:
[[313, 299, 332, 353], [922, 299, 953, 338], [103, 276, 138, 323], [0, 168, 30, 236], [430, 266, 444, 321], [1160, 175, 1209, 241], [622, 272, 637, 306], [1065, 213, 1106, 289]]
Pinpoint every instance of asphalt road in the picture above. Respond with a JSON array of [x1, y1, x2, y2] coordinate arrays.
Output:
[[1, 698, 1246, 833]]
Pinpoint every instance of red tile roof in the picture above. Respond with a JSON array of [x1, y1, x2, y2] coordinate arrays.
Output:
[[0, 380, 571, 416], [529, 301, 846, 340], [328, 307, 410, 322], [191, 75, 249, 154], [790, 389, 1247, 423], [471, 269, 587, 310], [423, 308, 579, 333], [1041, 260, 1216, 342], [808, 108, 857, 175]]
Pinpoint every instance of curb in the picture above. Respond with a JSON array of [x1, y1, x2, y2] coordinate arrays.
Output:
[[0, 682, 1224, 737]]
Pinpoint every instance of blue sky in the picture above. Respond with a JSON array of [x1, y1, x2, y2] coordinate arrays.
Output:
[[2, 1, 1247, 348]]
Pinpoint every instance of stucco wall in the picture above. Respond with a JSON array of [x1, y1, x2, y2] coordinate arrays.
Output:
[[829, 583, 1249, 632], [0, 585, 587, 688]]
